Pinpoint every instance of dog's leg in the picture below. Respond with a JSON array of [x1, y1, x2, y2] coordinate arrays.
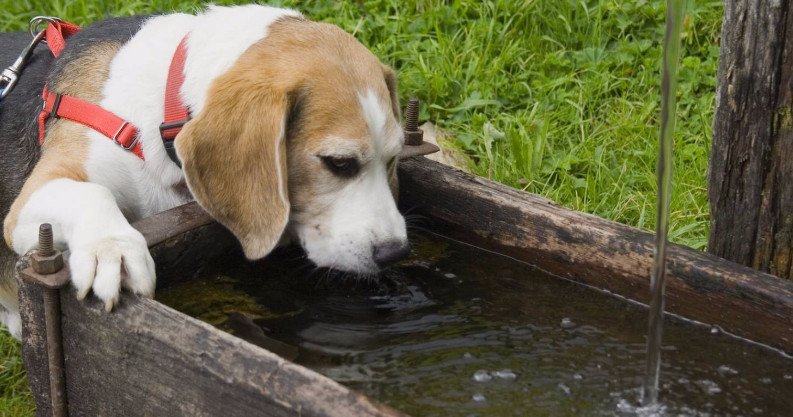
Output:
[[4, 155, 155, 312], [0, 246, 21, 337]]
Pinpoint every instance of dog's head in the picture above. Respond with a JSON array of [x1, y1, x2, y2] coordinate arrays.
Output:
[[176, 17, 408, 274]]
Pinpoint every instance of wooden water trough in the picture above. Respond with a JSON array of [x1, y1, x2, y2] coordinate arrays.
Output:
[[17, 156, 793, 417]]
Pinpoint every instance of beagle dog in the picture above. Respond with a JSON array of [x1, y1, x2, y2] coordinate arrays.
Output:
[[0, 5, 410, 337]]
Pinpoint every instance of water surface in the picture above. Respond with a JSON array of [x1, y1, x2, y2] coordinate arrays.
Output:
[[159, 232, 793, 417]]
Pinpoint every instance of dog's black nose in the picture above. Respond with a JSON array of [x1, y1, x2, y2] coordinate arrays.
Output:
[[372, 241, 410, 268]]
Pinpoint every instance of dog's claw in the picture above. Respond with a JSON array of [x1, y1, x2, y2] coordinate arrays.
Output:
[[68, 227, 154, 312]]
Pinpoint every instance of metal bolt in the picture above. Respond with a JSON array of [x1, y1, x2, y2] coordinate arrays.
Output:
[[43, 288, 67, 417], [30, 223, 68, 417], [32, 223, 64, 275], [404, 97, 424, 146], [38, 223, 54, 256]]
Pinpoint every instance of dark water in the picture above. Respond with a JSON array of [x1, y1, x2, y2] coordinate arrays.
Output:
[[159, 233, 793, 417]]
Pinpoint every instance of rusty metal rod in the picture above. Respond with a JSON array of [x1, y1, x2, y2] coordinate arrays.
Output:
[[32, 224, 68, 417], [42, 288, 67, 417]]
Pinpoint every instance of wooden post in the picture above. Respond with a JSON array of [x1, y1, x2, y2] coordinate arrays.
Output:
[[709, 0, 793, 279]]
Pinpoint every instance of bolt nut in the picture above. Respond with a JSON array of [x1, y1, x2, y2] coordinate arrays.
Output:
[[31, 250, 64, 275], [404, 129, 424, 146]]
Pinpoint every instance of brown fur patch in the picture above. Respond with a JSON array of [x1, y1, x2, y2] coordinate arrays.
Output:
[[382, 65, 401, 121], [3, 42, 121, 248], [264, 19, 397, 147], [176, 63, 291, 259]]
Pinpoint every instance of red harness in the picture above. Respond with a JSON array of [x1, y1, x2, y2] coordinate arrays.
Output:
[[37, 21, 190, 164]]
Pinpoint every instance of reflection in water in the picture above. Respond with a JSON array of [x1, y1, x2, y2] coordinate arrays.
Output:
[[160, 233, 793, 417]]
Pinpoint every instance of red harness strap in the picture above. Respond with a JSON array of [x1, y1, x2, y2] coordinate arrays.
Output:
[[43, 20, 81, 58], [39, 86, 143, 158], [37, 21, 189, 163], [159, 37, 190, 166], [160, 37, 190, 140]]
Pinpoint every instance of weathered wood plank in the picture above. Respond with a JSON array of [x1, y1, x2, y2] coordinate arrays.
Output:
[[398, 157, 793, 353], [134, 201, 214, 248], [57, 291, 405, 417], [147, 222, 238, 288], [709, 1, 793, 279], [17, 255, 52, 417]]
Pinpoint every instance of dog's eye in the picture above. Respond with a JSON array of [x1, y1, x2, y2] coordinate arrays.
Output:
[[321, 156, 360, 177]]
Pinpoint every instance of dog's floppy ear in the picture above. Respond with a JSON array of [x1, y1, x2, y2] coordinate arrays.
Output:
[[382, 65, 400, 121], [176, 71, 290, 260], [383, 64, 401, 199]]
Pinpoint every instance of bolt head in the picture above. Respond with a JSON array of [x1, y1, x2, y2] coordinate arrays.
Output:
[[404, 129, 424, 146], [31, 250, 64, 275]]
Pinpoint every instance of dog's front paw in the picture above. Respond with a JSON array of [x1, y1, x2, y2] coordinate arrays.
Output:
[[69, 228, 155, 311]]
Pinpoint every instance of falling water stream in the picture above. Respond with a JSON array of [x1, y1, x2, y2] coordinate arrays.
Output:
[[641, 0, 686, 408]]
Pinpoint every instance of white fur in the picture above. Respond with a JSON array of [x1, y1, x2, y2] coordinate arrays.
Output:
[[296, 161, 407, 272], [12, 179, 155, 311], [359, 89, 404, 157], [292, 89, 406, 273], [0, 308, 21, 338], [274, 116, 289, 224], [358, 90, 386, 144]]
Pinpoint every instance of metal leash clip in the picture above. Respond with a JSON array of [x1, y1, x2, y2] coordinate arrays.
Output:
[[0, 16, 60, 102]]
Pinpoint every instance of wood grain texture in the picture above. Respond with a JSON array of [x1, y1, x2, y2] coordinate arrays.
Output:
[[55, 292, 405, 417], [134, 201, 214, 248], [398, 157, 793, 353], [17, 254, 52, 417], [19, 277, 405, 417], [709, 0, 793, 279]]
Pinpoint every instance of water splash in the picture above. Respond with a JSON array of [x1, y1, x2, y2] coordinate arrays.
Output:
[[641, 0, 687, 407], [472, 370, 492, 382], [494, 369, 517, 380]]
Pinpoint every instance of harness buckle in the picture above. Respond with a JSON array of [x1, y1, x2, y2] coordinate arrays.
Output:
[[113, 121, 139, 151], [159, 118, 191, 140], [28, 16, 62, 41], [46, 93, 63, 118]]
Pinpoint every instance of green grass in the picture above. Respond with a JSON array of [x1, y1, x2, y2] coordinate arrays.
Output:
[[0, 334, 33, 416], [0, 0, 723, 415], [1, 0, 721, 249]]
